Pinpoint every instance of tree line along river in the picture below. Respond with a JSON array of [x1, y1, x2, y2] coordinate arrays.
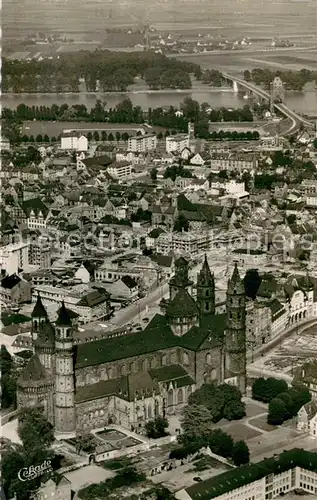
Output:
[[2, 88, 316, 117]]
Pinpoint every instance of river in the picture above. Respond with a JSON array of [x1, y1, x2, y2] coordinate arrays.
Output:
[[2, 87, 316, 117]]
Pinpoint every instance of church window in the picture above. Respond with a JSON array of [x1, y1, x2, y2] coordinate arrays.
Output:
[[229, 311, 233, 319], [150, 358, 156, 369], [148, 404, 152, 419], [108, 367, 113, 379], [177, 389, 184, 404], [205, 301, 209, 311], [120, 365, 126, 376], [206, 353, 212, 365], [130, 362, 135, 372], [206, 289, 209, 297], [183, 352, 189, 365], [162, 355, 168, 366], [167, 390, 173, 407], [211, 369, 217, 380], [141, 359, 147, 371]]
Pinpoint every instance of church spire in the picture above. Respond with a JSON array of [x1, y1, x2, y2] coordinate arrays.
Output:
[[227, 262, 244, 295], [197, 254, 215, 316], [56, 301, 72, 327], [32, 294, 47, 319]]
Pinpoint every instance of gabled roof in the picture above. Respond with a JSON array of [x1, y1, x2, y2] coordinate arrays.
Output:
[[75, 312, 226, 369], [18, 354, 50, 387], [1, 274, 21, 289], [22, 198, 49, 218], [121, 275, 138, 289]]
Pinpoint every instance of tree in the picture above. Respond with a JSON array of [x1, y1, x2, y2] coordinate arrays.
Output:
[[76, 433, 96, 453], [101, 130, 107, 141], [87, 131, 93, 141], [122, 132, 129, 141], [180, 404, 214, 443], [145, 416, 169, 439], [43, 134, 50, 143], [51, 135, 57, 143], [286, 214, 296, 225], [108, 132, 114, 141], [174, 214, 189, 232], [243, 269, 262, 300], [157, 131, 163, 139], [150, 168, 158, 181], [252, 377, 288, 403], [93, 131, 100, 141], [267, 397, 288, 425], [18, 407, 54, 450], [244, 70, 252, 82], [115, 131, 121, 142], [35, 134, 43, 143], [232, 440, 250, 466], [1, 346, 17, 409], [208, 429, 234, 458]]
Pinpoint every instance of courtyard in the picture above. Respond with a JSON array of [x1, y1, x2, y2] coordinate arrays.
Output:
[[94, 428, 142, 450]]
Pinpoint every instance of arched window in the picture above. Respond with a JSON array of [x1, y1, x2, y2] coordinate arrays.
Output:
[[141, 359, 147, 371], [206, 289, 209, 297], [211, 368, 217, 380], [205, 301, 210, 311], [148, 404, 152, 419], [167, 390, 173, 407], [120, 365, 126, 376], [183, 352, 189, 365], [177, 389, 183, 404], [162, 355, 168, 366], [206, 353, 212, 365]]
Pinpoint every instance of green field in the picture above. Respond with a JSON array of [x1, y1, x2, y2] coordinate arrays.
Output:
[[3, 0, 317, 39]]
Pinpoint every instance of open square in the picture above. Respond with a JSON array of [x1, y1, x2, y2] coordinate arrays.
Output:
[[249, 415, 276, 432], [224, 422, 261, 441]]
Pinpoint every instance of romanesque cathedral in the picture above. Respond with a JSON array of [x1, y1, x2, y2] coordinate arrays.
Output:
[[17, 257, 247, 438]]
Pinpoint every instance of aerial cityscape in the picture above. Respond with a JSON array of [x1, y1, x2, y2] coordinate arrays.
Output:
[[1, 0, 317, 499]]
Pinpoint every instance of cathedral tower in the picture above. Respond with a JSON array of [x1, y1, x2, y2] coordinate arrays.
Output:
[[169, 257, 193, 300], [196, 254, 215, 316], [54, 302, 76, 438], [31, 294, 48, 342], [224, 263, 246, 394]]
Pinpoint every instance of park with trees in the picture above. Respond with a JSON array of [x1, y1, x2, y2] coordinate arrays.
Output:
[[252, 377, 311, 425], [2, 407, 56, 500], [2, 52, 200, 93]]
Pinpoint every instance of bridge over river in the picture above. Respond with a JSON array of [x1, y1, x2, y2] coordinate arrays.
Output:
[[223, 73, 314, 136]]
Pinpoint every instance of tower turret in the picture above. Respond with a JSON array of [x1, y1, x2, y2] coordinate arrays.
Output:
[[169, 257, 192, 300], [196, 254, 215, 316], [31, 294, 48, 341], [54, 302, 76, 438], [225, 263, 246, 394]]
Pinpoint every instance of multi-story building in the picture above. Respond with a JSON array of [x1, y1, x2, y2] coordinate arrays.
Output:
[[166, 134, 190, 154], [60, 131, 88, 151], [176, 449, 317, 500], [128, 134, 157, 152], [156, 231, 211, 256], [29, 242, 51, 269], [210, 152, 258, 171], [32, 285, 111, 324], [0, 241, 29, 274], [107, 161, 132, 180], [232, 248, 267, 267]]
